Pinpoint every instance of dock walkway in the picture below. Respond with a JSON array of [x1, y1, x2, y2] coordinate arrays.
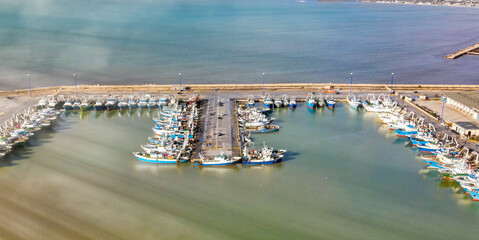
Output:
[[197, 93, 239, 158], [446, 43, 479, 59]]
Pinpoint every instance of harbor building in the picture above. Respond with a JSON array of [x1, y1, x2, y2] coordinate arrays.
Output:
[[446, 91, 479, 120], [451, 122, 479, 137]]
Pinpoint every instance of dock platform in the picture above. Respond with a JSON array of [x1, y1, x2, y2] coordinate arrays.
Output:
[[446, 43, 479, 59], [195, 93, 240, 159]]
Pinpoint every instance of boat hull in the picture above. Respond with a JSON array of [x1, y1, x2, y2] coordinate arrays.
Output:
[[93, 105, 106, 111], [134, 154, 188, 164]]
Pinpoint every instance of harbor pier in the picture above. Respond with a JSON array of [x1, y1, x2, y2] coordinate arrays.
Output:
[[446, 43, 479, 59]]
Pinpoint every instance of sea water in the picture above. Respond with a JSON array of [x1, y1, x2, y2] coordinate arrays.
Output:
[[1, 0, 479, 90], [0, 104, 478, 239]]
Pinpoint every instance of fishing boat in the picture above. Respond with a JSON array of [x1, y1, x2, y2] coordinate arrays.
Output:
[[105, 97, 118, 110], [274, 98, 283, 108], [263, 94, 273, 109], [282, 94, 289, 107], [317, 94, 325, 107], [128, 97, 138, 110], [147, 98, 158, 109], [243, 143, 286, 165], [326, 95, 336, 108], [37, 98, 48, 109], [158, 95, 169, 106], [289, 97, 297, 109], [118, 98, 128, 110], [63, 100, 73, 110], [195, 153, 242, 166], [346, 94, 361, 109], [93, 99, 106, 111], [306, 93, 316, 109], [247, 95, 255, 107], [249, 124, 280, 134], [133, 152, 189, 164], [47, 96, 58, 108], [138, 96, 148, 109], [72, 100, 81, 110], [79, 99, 92, 111]]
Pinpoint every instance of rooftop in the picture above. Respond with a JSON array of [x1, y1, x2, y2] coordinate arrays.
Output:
[[453, 121, 479, 130], [446, 91, 479, 110]]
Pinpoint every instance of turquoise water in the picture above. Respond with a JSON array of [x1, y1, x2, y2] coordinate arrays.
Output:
[[1, 104, 479, 239], [1, 1, 479, 90]]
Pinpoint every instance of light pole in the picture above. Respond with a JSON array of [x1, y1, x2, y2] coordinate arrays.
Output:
[[441, 94, 446, 125], [349, 72, 353, 94], [27, 74, 32, 97], [73, 73, 78, 97], [179, 73, 182, 93], [262, 73, 266, 96], [390, 73, 394, 94]]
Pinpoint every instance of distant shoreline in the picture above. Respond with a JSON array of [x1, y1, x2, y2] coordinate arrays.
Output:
[[361, 0, 479, 8]]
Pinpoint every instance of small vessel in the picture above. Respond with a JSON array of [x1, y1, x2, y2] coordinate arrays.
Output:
[[147, 98, 158, 109], [243, 142, 286, 165], [317, 94, 325, 107], [282, 94, 289, 107], [306, 93, 316, 109], [158, 95, 170, 106], [347, 94, 361, 109], [263, 94, 273, 109], [63, 100, 73, 110], [133, 152, 189, 164], [128, 97, 138, 110], [195, 153, 242, 166], [47, 96, 57, 108], [249, 124, 280, 134], [274, 98, 283, 108], [37, 98, 48, 108], [79, 99, 92, 111], [326, 95, 336, 108], [105, 97, 118, 110], [72, 100, 81, 110], [118, 98, 129, 110], [247, 95, 255, 107], [93, 99, 106, 111], [138, 96, 148, 109], [289, 97, 297, 109]]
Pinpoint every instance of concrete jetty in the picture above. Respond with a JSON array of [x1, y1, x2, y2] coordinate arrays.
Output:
[[446, 43, 479, 59], [195, 93, 239, 160], [2, 83, 479, 97]]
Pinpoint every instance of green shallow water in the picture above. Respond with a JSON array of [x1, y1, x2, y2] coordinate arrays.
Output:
[[0, 104, 478, 239]]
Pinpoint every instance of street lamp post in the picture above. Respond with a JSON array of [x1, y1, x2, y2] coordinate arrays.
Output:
[[27, 74, 32, 97], [349, 73, 353, 95], [390, 73, 394, 94], [441, 94, 446, 125], [73, 74, 78, 97], [179, 73, 182, 93], [262, 73, 266, 96]]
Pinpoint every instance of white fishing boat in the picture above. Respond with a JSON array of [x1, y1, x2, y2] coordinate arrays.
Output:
[[195, 153, 242, 166], [347, 94, 361, 109]]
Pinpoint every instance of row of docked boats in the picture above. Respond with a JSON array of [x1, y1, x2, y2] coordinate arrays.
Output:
[[246, 92, 395, 112], [370, 96, 479, 202], [305, 93, 336, 109], [238, 105, 286, 165], [132, 97, 199, 164], [1, 106, 62, 159], [39, 95, 174, 111], [248, 94, 297, 109]]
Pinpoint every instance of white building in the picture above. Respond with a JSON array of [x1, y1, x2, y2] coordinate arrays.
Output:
[[451, 122, 479, 137], [446, 91, 479, 120]]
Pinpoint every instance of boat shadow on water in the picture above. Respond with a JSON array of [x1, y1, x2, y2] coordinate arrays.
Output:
[[281, 150, 299, 162]]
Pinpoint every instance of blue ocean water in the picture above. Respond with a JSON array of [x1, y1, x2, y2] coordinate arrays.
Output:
[[0, 0, 478, 90]]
